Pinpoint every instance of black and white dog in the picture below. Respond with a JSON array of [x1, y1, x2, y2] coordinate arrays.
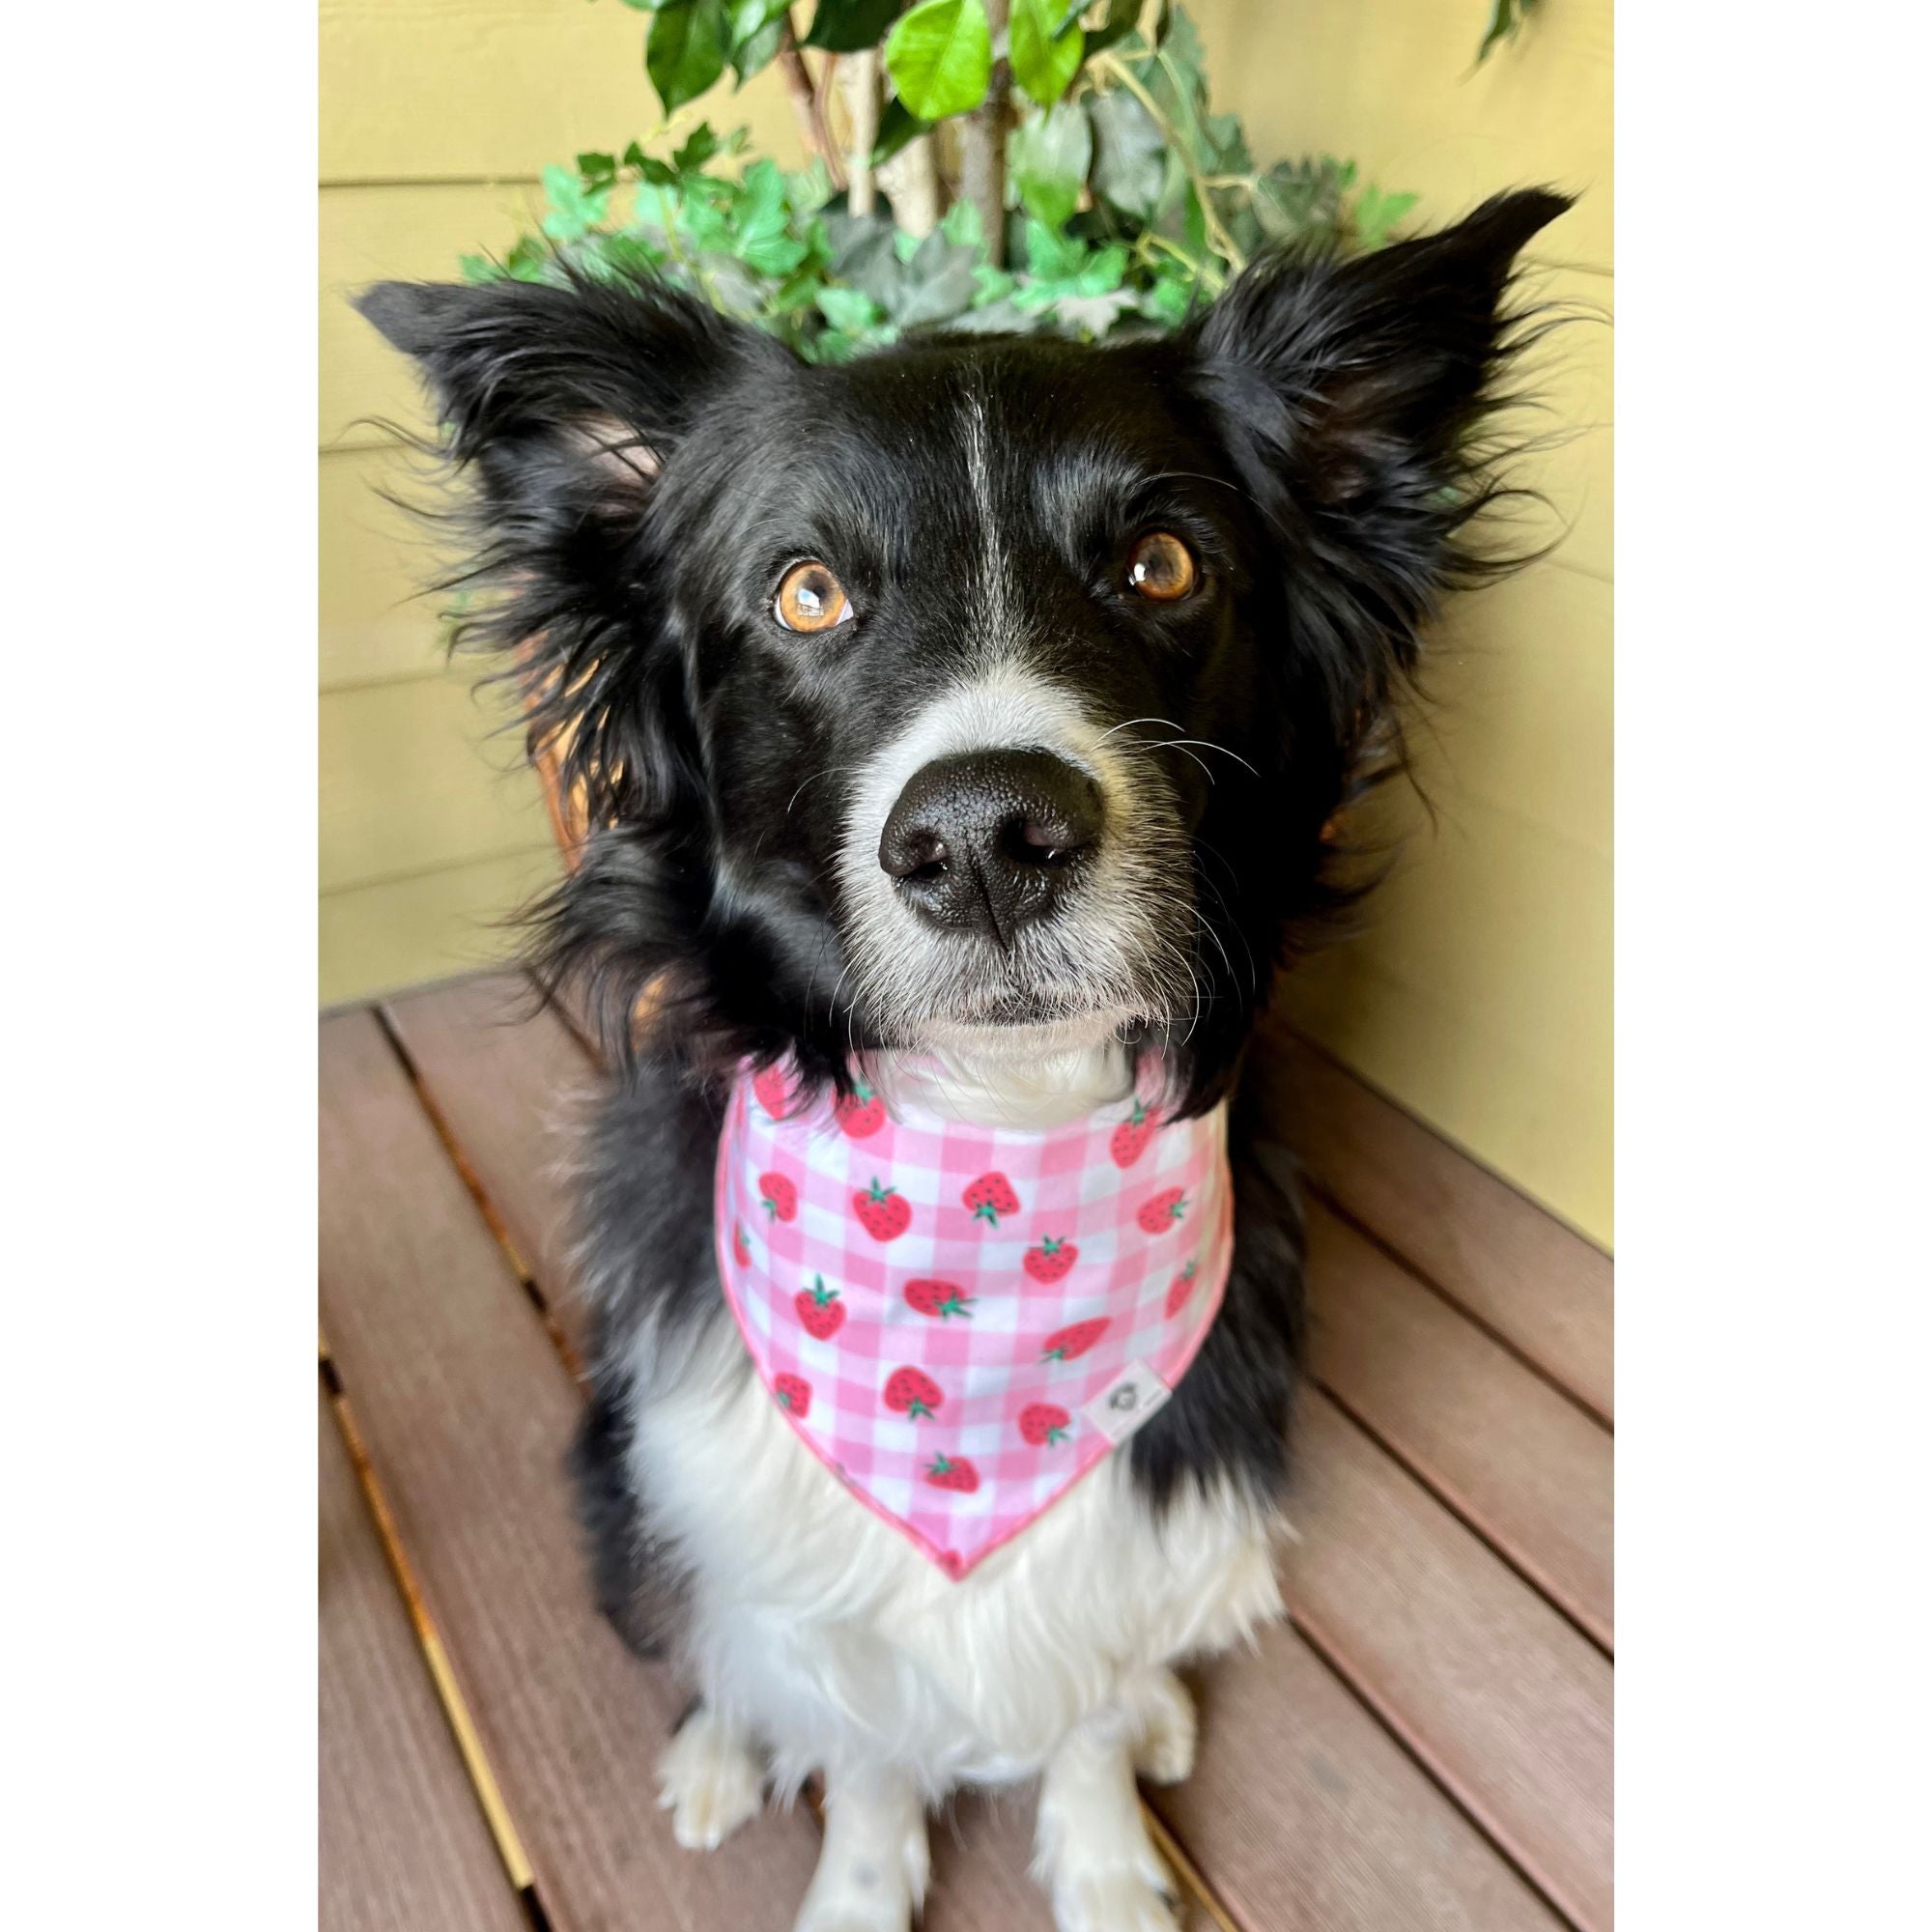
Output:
[[359, 185, 1566, 1932]]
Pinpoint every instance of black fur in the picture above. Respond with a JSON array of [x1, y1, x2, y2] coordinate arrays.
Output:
[[358, 187, 1568, 1626]]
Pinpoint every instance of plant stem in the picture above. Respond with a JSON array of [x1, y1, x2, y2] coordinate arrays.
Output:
[[958, 0, 1011, 265], [1089, 48, 1247, 274], [778, 21, 845, 189]]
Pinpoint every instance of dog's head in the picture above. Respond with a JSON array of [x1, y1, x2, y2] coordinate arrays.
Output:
[[359, 188, 1566, 1107]]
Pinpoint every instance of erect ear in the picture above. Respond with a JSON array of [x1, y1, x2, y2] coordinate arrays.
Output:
[[1191, 187, 1571, 565], [355, 270, 779, 514], [355, 270, 782, 834]]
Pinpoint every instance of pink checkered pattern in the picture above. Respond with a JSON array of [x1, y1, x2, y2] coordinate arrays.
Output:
[[712, 1063, 1235, 1579]]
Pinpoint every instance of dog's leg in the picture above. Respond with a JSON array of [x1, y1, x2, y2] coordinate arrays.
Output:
[[792, 1766, 928, 1932], [1033, 1685, 1180, 1932], [657, 1702, 765, 1852], [1126, 1666, 1196, 1787]]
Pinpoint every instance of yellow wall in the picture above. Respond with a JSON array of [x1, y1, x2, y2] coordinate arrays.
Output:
[[318, 2, 806, 1006], [320, 1, 1610, 1242], [1200, 2, 1612, 1245]]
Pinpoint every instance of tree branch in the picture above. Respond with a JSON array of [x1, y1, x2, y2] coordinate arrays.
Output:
[[956, 0, 1010, 264], [778, 23, 845, 189]]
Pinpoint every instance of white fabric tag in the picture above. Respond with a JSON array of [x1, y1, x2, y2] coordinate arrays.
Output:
[[1081, 1359, 1173, 1444]]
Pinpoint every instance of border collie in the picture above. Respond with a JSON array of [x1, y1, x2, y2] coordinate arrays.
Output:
[[358, 184, 1567, 1932]]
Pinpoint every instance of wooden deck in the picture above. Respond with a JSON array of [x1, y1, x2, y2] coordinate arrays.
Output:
[[320, 974, 1612, 1932]]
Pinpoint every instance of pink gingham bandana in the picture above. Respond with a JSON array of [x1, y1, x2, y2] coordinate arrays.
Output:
[[713, 1062, 1234, 1579]]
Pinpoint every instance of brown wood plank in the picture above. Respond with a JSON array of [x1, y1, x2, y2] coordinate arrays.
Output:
[[370, 985, 1065, 1928], [320, 1009, 825, 1932], [1151, 1628, 1564, 1932], [1282, 1393, 1612, 1932], [1301, 1197, 1613, 1650], [320, 1389, 527, 1932], [1260, 1025, 1614, 1422], [383, 971, 597, 1348]]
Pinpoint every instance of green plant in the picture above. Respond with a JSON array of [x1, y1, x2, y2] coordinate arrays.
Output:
[[462, 3, 1425, 357]]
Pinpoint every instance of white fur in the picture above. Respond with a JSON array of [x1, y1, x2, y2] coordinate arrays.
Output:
[[834, 662, 1196, 1062], [622, 1307, 1284, 1930]]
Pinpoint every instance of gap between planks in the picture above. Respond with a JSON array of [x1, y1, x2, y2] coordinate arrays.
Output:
[[359, 996, 1247, 1932], [320, 1341, 555, 1932]]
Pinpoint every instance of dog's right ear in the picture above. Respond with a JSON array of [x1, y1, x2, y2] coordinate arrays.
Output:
[[355, 269, 779, 514], [355, 270, 783, 840]]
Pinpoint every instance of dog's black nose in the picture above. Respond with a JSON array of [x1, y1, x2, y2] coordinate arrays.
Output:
[[878, 750, 1104, 949]]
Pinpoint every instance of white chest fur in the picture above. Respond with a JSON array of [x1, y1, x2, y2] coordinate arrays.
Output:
[[622, 1315, 1284, 1796]]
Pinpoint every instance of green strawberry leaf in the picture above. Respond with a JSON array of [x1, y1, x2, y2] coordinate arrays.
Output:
[[884, 0, 992, 123]]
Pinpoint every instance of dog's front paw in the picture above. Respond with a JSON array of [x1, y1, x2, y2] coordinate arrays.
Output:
[[1051, 1866, 1181, 1932], [1129, 1669, 1196, 1787], [657, 1706, 765, 1852]]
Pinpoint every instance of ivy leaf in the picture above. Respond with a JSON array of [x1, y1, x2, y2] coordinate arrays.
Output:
[[1050, 288, 1137, 336], [815, 285, 886, 333], [1009, 99, 1092, 230], [805, 0, 905, 53], [731, 157, 809, 274], [1352, 185, 1419, 251], [541, 163, 611, 242], [1086, 88, 1164, 219], [895, 226, 982, 327], [647, 0, 731, 115], [577, 151, 618, 190], [884, 0, 992, 123], [505, 236, 552, 283], [1139, 271, 1197, 328], [673, 123, 721, 174], [1009, 0, 1083, 108], [939, 197, 984, 250], [457, 252, 504, 284], [871, 97, 930, 166]]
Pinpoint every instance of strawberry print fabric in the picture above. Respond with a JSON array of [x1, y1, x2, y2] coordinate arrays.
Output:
[[713, 1064, 1235, 1579]]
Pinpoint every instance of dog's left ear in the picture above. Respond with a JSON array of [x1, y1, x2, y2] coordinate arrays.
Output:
[[1190, 187, 1571, 633]]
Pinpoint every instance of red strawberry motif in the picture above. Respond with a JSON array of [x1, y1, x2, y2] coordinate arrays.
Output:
[[923, 1453, 980, 1493], [883, 1367, 945, 1421], [962, 1172, 1021, 1227], [794, 1276, 845, 1340], [773, 1373, 811, 1419], [1165, 1259, 1199, 1319], [1040, 1318, 1110, 1363], [1019, 1403, 1072, 1447], [1136, 1186, 1189, 1235], [1023, 1236, 1079, 1285], [904, 1279, 974, 1321], [752, 1063, 792, 1118], [731, 1223, 752, 1267], [758, 1172, 797, 1222], [1110, 1097, 1158, 1168], [853, 1178, 912, 1241], [835, 1081, 886, 1139]]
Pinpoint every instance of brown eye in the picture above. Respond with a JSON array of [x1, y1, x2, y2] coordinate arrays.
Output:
[[1126, 531, 1198, 603], [775, 560, 853, 633]]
